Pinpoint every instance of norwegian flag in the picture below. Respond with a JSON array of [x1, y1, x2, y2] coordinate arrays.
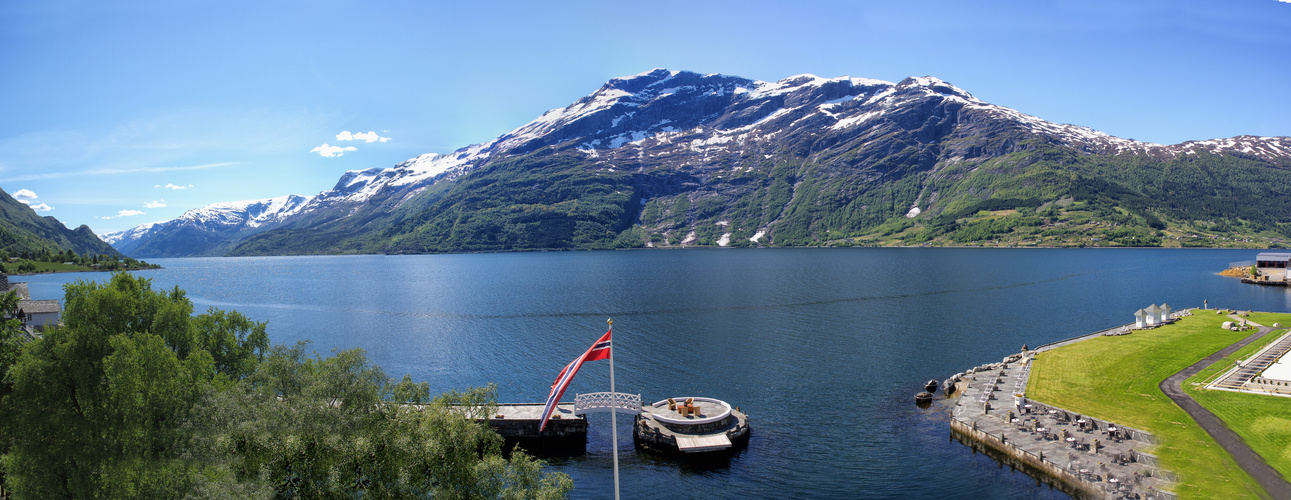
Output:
[[538, 329, 612, 432]]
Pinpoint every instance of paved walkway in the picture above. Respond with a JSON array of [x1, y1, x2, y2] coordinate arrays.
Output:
[[951, 355, 1174, 498], [1159, 321, 1291, 500]]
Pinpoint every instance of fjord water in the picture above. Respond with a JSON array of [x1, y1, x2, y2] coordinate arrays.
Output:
[[22, 248, 1291, 498]]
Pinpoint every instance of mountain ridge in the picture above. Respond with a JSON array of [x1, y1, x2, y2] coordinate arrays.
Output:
[[0, 188, 123, 258], [104, 69, 1291, 256]]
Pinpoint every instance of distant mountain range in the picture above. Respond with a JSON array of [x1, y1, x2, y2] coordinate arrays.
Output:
[[0, 188, 122, 258], [105, 69, 1291, 256]]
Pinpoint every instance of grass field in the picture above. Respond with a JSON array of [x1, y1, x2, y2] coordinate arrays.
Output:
[[5, 258, 160, 275], [1026, 312, 1266, 499], [1185, 312, 1291, 484], [1191, 327, 1287, 385], [12, 261, 94, 273]]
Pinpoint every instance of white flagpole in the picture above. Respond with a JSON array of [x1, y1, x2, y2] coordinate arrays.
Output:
[[608, 317, 620, 500]]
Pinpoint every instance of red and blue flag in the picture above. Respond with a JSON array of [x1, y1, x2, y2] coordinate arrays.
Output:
[[538, 329, 612, 432]]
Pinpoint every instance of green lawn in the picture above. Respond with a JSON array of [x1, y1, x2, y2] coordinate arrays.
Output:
[[1186, 312, 1291, 484], [16, 261, 94, 273], [1027, 313, 1265, 499], [5, 258, 160, 275], [1191, 327, 1287, 385]]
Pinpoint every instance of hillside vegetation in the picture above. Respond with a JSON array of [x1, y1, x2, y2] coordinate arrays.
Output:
[[0, 188, 123, 258], [109, 70, 1291, 257], [0, 273, 571, 498]]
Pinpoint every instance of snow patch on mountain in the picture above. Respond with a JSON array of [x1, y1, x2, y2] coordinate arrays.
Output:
[[1171, 136, 1291, 159], [101, 221, 163, 245], [179, 194, 314, 229]]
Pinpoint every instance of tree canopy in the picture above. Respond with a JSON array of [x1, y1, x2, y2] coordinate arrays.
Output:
[[0, 272, 571, 498]]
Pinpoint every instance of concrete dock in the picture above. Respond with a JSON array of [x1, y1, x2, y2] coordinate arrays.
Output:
[[634, 398, 750, 454], [487, 403, 588, 451], [949, 353, 1177, 499]]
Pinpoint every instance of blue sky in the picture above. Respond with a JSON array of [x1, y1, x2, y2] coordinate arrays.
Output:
[[2, 0, 1288, 237]]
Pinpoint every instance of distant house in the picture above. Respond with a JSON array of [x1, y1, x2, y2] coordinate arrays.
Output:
[[16, 300, 60, 330], [1134, 309, 1148, 328], [1256, 252, 1291, 281], [1, 271, 60, 331]]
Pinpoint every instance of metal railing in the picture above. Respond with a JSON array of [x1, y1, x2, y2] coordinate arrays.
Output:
[[574, 392, 642, 415]]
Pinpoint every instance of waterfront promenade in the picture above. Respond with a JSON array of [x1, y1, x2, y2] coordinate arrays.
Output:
[[950, 351, 1176, 499]]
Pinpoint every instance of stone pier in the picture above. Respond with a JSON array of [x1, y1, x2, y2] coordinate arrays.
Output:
[[949, 353, 1177, 499]]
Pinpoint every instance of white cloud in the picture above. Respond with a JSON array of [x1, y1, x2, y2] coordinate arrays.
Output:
[[310, 143, 357, 157], [157, 183, 194, 190], [0, 162, 237, 183], [99, 209, 146, 219], [144, 199, 166, 209], [11, 189, 49, 210], [336, 130, 391, 143]]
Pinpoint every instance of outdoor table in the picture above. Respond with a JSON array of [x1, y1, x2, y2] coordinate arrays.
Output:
[[1066, 437, 1076, 447], [1109, 478, 1119, 484]]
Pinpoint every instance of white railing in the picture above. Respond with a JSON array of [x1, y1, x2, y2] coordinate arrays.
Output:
[[574, 392, 642, 415]]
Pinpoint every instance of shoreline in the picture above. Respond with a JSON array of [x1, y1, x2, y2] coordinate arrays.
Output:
[[196, 245, 1278, 260], [943, 345, 1176, 499], [944, 310, 1291, 499], [7, 266, 161, 277]]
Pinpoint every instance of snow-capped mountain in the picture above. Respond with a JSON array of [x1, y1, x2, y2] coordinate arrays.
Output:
[[107, 69, 1291, 257], [104, 194, 313, 257]]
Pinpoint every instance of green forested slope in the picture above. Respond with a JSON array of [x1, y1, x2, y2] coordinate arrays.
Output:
[[0, 188, 122, 257], [227, 141, 1291, 255]]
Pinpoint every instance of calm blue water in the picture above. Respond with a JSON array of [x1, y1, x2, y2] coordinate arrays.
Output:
[[19, 248, 1291, 498]]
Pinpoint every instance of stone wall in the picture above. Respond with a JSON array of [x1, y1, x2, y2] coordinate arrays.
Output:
[[951, 419, 1177, 500]]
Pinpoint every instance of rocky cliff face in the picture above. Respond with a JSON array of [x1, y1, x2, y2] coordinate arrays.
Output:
[[108, 69, 1291, 257]]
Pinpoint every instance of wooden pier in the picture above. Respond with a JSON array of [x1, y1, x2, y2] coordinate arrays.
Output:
[[1242, 277, 1289, 286]]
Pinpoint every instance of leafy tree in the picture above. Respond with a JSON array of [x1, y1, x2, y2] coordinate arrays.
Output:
[[0, 273, 571, 498], [191, 346, 572, 499]]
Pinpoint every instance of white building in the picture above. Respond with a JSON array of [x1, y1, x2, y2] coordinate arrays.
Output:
[[1145, 304, 1163, 326], [2, 272, 61, 331], [1133, 303, 1175, 328], [16, 300, 60, 330]]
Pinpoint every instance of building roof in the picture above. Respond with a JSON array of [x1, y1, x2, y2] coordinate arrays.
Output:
[[5, 282, 30, 300], [1256, 252, 1291, 261], [17, 299, 61, 314], [1145, 304, 1162, 314], [1134, 309, 1147, 317]]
